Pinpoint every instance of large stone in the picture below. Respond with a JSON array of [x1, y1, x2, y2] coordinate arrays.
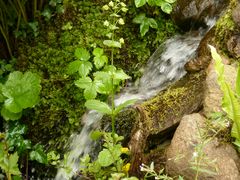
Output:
[[166, 113, 240, 180], [203, 61, 237, 116], [171, 0, 228, 31]]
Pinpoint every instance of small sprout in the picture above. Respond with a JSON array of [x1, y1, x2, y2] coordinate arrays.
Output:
[[118, 18, 125, 25], [119, 38, 124, 44], [104, 20, 110, 27], [109, 1, 114, 7], [121, 7, 128, 12], [106, 33, 113, 38], [102, 5, 109, 10], [120, 2, 126, 7]]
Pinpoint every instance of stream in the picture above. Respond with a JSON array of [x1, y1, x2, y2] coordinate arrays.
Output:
[[55, 18, 215, 180]]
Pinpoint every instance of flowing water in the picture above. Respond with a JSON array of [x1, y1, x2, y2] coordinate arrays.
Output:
[[55, 19, 215, 180]]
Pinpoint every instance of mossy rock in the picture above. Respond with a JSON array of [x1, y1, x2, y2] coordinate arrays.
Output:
[[215, 0, 238, 56], [127, 71, 206, 176]]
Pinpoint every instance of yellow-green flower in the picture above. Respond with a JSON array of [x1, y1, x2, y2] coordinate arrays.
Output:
[[122, 163, 131, 173], [118, 18, 125, 25], [102, 5, 109, 10], [121, 147, 129, 154], [109, 1, 114, 7]]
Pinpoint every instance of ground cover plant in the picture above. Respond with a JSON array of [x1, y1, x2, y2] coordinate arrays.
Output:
[[0, 0, 186, 179]]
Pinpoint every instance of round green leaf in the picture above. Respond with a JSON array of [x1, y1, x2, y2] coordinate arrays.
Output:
[[161, 2, 172, 14], [97, 149, 114, 167], [2, 71, 41, 113], [133, 13, 146, 24], [93, 48, 103, 57], [1, 106, 22, 121], [135, 0, 146, 7], [74, 48, 90, 61], [67, 60, 81, 75], [84, 84, 97, 100], [147, 0, 156, 6], [75, 77, 92, 89], [78, 61, 93, 77]]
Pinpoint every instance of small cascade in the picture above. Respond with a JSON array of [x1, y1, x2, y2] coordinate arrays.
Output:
[[55, 19, 215, 180]]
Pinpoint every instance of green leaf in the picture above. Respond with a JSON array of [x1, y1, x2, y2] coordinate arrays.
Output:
[[0, 151, 21, 176], [30, 144, 48, 164], [85, 100, 112, 115], [103, 40, 121, 48], [78, 61, 93, 77], [147, 0, 156, 6], [133, 13, 146, 24], [165, 0, 176, 3], [148, 18, 158, 29], [93, 48, 103, 57], [94, 55, 108, 69], [7, 152, 21, 176], [74, 48, 90, 61], [155, 0, 164, 6], [1, 106, 22, 121], [112, 69, 131, 86], [113, 69, 131, 81], [236, 65, 240, 97], [140, 20, 149, 37], [84, 84, 97, 100], [161, 2, 172, 14], [90, 130, 103, 140], [67, 60, 81, 75], [0, 84, 5, 103], [94, 72, 112, 94], [2, 71, 41, 113], [114, 99, 137, 115], [75, 77, 92, 89], [134, 0, 146, 8], [97, 149, 114, 167]]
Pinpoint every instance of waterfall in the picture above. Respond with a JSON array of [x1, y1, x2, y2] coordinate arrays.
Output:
[[55, 19, 215, 180]]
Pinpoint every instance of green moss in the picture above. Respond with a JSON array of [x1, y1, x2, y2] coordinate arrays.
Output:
[[15, 0, 178, 151], [215, 0, 237, 53], [101, 108, 139, 145], [142, 72, 206, 134]]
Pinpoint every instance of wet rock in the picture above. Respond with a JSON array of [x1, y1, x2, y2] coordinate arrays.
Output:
[[171, 0, 228, 31], [166, 113, 240, 180], [227, 35, 240, 58], [232, 4, 240, 28], [203, 61, 237, 116], [185, 27, 215, 72]]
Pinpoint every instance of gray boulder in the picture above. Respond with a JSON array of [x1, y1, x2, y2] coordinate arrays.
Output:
[[203, 61, 237, 116], [166, 113, 240, 180]]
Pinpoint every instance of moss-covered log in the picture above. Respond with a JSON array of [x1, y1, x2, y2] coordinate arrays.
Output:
[[126, 71, 206, 176]]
